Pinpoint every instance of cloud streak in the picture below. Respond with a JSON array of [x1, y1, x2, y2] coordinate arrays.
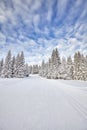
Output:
[[0, 0, 87, 64]]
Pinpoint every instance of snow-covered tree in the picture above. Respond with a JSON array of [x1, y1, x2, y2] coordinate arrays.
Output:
[[1, 50, 12, 78], [39, 49, 87, 81], [24, 63, 29, 77], [0, 50, 30, 78], [14, 53, 20, 77], [67, 56, 74, 79], [19, 51, 25, 77], [0, 59, 4, 77], [29, 65, 33, 74], [74, 52, 84, 80], [0, 48, 86, 80], [48, 48, 61, 79], [85, 55, 87, 80], [59, 57, 68, 79], [80, 54, 87, 80], [32, 65, 39, 74], [46, 58, 52, 79], [15, 51, 25, 78], [39, 60, 45, 76], [13, 51, 25, 78], [11, 56, 16, 78]]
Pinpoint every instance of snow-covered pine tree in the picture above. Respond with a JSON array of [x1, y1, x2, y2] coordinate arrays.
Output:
[[29, 65, 32, 74], [70, 66, 74, 80], [47, 58, 52, 79], [50, 48, 61, 79], [50, 49, 55, 78], [24, 63, 29, 77], [74, 52, 79, 80], [38, 65, 41, 75], [31, 65, 34, 74], [11, 56, 16, 78], [32, 65, 39, 74], [32, 65, 34, 74], [55, 48, 61, 78], [85, 55, 87, 80], [14, 52, 25, 78], [59, 57, 67, 79], [67, 56, 74, 79], [14, 53, 20, 77], [17, 51, 25, 78], [74, 51, 85, 80], [39, 49, 87, 81], [0, 59, 4, 77], [1, 50, 12, 78], [44, 62, 48, 77], [78, 52, 83, 80], [80, 54, 87, 80], [40, 60, 45, 77], [35, 65, 39, 74], [55, 48, 61, 66]]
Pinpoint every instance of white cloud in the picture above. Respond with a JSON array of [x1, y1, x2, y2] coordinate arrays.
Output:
[[0, 15, 7, 23], [0, 0, 87, 64], [0, 32, 6, 45], [57, 0, 68, 19], [47, 9, 52, 21]]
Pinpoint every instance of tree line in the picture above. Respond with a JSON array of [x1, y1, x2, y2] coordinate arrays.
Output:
[[38, 48, 87, 80], [0, 50, 29, 78], [0, 49, 87, 80]]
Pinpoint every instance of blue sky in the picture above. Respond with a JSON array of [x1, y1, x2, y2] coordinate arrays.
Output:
[[0, 0, 87, 64]]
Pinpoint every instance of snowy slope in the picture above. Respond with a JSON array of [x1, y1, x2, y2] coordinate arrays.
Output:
[[0, 75, 87, 130]]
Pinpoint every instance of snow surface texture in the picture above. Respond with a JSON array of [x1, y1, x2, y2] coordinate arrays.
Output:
[[0, 75, 87, 130]]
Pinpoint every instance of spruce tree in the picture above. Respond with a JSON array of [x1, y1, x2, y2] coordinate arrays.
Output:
[[11, 56, 16, 78], [24, 63, 29, 77], [17, 51, 25, 78], [67, 56, 73, 79], [1, 50, 12, 78], [0, 59, 4, 77]]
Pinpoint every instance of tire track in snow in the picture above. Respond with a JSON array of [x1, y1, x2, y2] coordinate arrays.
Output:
[[57, 82, 87, 121]]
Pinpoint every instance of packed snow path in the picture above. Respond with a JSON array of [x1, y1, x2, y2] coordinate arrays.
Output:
[[0, 75, 87, 130]]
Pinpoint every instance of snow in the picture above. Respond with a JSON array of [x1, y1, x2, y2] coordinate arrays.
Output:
[[0, 75, 87, 130]]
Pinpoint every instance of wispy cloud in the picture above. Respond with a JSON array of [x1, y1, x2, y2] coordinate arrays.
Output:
[[0, 0, 87, 64]]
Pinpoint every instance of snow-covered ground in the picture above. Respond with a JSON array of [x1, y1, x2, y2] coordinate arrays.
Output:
[[0, 75, 87, 130]]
